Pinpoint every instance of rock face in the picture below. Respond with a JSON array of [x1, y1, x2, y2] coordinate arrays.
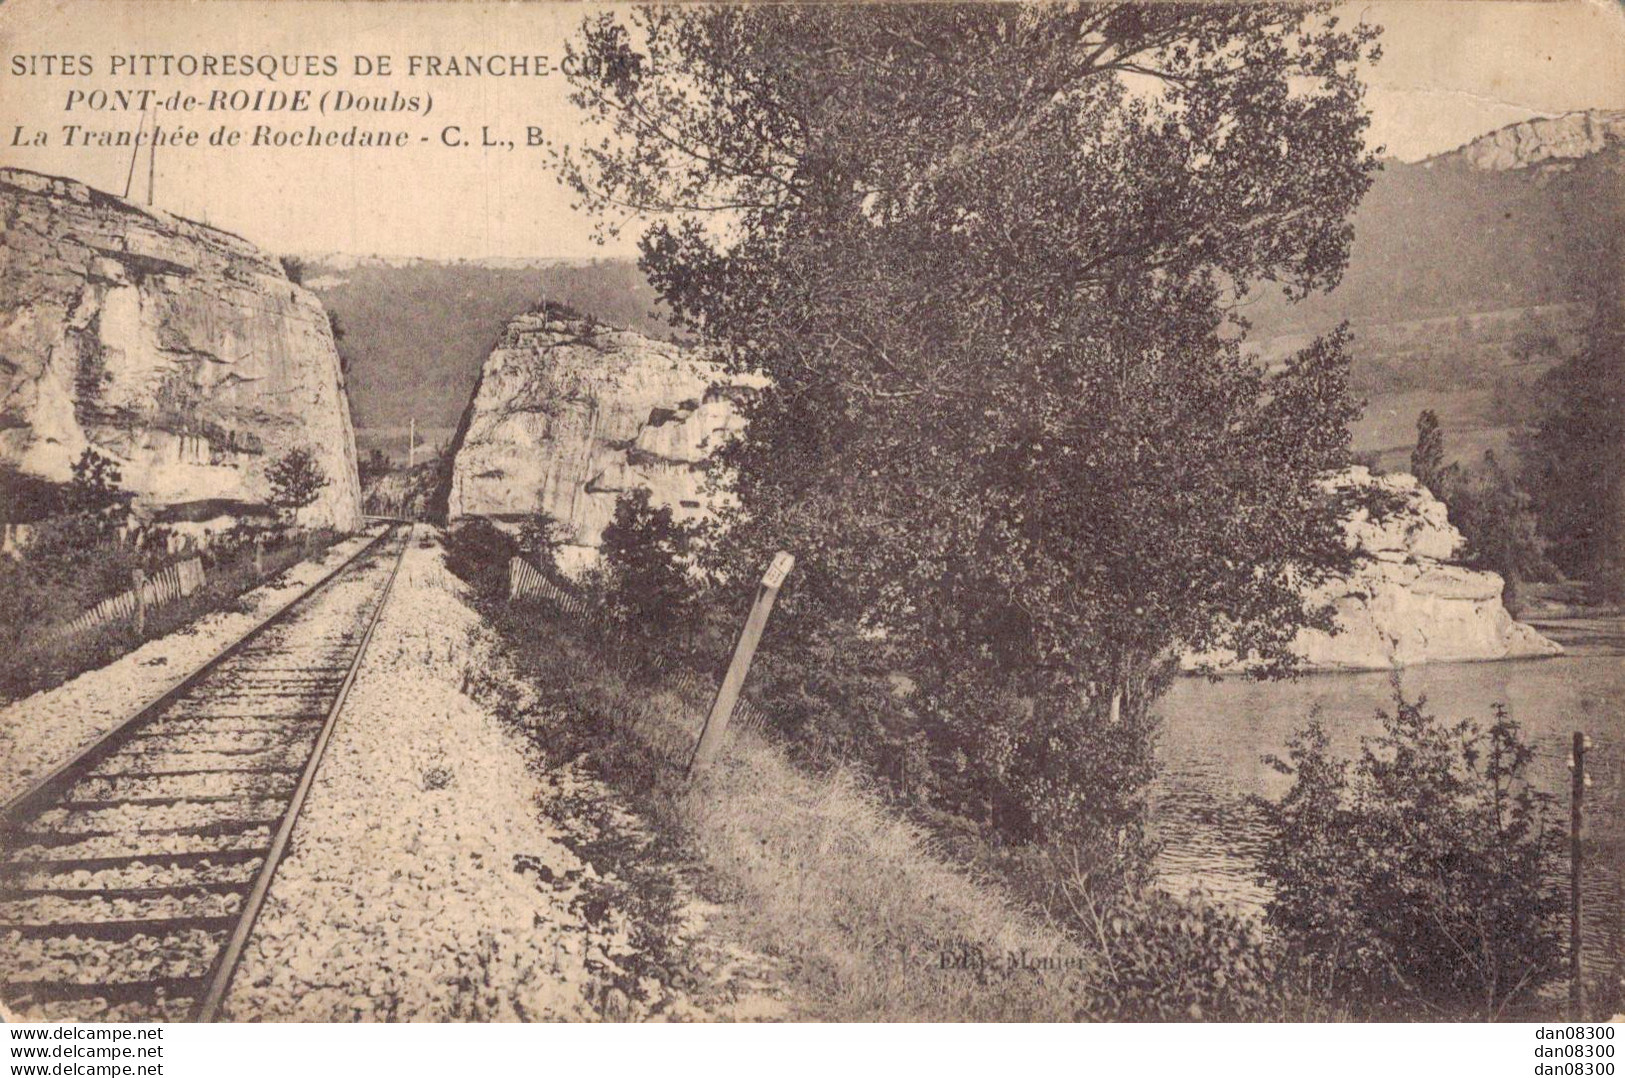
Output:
[[0, 169, 362, 531], [438, 310, 758, 569], [1445, 109, 1625, 172], [1190, 468, 1561, 673]]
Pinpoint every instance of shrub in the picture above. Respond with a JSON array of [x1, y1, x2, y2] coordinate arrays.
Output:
[[266, 447, 331, 520], [1045, 846, 1287, 1021], [597, 489, 702, 642], [66, 448, 126, 514], [0, 525, 339, 704], [1348, 449, 1385, 474], [1256, 690, 1566, 1019], [517, 501, 569, 581], [1411, 409, 1445, 497], [359, 448, 393, 486], [0, 462, 67, 523], [441, 517, 519, 601]]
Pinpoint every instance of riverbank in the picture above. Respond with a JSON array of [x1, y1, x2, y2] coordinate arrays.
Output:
[[1521, 582, 1625, 657]]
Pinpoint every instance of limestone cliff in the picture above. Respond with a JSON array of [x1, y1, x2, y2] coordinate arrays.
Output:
[[438, 310, 759, 569], [1442, 109, 1625, 172], [1188, 468, 1562, 673], [0, 169, 362, 531]]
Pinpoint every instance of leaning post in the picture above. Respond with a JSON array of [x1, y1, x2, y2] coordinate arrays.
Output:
[[686, 551, 795, 779]]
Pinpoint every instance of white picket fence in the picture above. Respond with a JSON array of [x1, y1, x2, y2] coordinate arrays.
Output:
[[48, 557, 206, 641], [506, 556, 769, 736]]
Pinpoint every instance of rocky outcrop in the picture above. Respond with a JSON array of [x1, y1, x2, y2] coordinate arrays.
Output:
[[1443, 109, 1625, 172], [438, 309, 760, 570], [0, 169, 362, 530], [1188, 468, 1562, 673]]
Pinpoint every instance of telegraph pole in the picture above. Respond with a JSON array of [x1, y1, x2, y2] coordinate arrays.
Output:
[[408, 417, 416, 469], [122, 109, 146, 199]]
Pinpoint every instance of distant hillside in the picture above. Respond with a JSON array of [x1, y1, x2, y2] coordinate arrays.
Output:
[[303, 257, 674, 459], [310, 112, 1622, 470], [1246, 111, 1625, 467]]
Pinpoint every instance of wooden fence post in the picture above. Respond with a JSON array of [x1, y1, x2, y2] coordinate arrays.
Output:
[[1571, 730, 1587, 1017], [131, 568, 147, 637], [686, 551, 794, 779]]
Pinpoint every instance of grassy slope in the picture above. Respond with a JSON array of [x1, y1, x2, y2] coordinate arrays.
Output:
[[478, 597, 1100, 1021]]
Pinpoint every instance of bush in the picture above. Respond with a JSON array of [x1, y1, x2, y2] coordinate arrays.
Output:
[[1411, 410, 1445, 497], [359, 448, 393, 486], [1437, 451, 1555, 615], [1047, 854, 1287, 1020], [0, 522, 338, 703], [1257, 690, 1566, 1019], [0, 462, 67, 523], [266, 447, 331, 520], [66, 448, 126, 514], [597, 489, 702, 641], [517, 502, 569, 581], [442, 517, 519, 601]]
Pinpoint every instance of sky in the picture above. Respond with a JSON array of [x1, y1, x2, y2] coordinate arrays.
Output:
[[0, 0, 1621, 261]]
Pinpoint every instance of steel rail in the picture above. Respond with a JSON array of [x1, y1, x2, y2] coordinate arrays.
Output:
[[0, 526, 396, 826], [191, 525, 409, 1021]]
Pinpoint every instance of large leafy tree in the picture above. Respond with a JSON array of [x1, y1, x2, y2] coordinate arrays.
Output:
[[558, 4, 1378, 841], [1519, 282, 1625, 598]]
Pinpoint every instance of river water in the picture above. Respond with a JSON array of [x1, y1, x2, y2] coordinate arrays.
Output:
[[1150, 647, 1624, 987]]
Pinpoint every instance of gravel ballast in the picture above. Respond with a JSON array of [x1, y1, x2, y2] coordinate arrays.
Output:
[[0, 529, 385, 805], [223, 528, 658, 1021]]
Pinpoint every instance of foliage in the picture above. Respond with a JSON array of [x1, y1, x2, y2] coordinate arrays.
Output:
[[1411, 409, 1444, 497], [1037, 841, 1288, 1021], [278, 255, 306, 285], [1437, 451, 1555, 614], [359, 448, 394, 486], [1518, 284, 1625, 598], [516, 501, 570, 580], [265, 447, 331, 518], [327, 310, 351, 376], [20, 449, 136, 596], [596, 489, 702, 641], [1409, 409, 1551, 613], [0, 463, 68, 524], [1256, 691, 1565, 1019], [441, 517, 520, 601], [1349, 449, 1385, 474], [67, 447, 124, 511], [558, 4, 1379, 846], [0, 526, 336, 704]]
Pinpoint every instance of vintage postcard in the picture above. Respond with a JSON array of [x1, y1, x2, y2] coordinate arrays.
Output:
[[0, 0, 1620, 1034]]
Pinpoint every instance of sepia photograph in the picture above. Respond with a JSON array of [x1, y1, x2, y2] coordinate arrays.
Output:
[[0, 0, 1620, 1042]]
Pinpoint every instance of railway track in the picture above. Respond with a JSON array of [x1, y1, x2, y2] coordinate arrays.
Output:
[[0, 524, 410, 1021]]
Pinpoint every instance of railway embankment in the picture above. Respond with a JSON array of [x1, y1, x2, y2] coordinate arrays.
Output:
[[220, 527, 772, 1020], [0, 527, 386, 807]]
